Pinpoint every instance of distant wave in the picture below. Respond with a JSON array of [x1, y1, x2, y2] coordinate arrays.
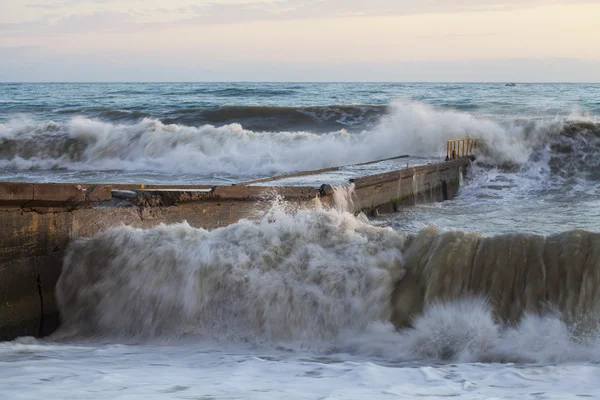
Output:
[[161, 105, 387, 132], [56, 107, 152, 122], [166, 87, 299, 97], [49, 104, 387, 132], [105, 90, 150, 95], [0, 101, 598, 179], [203, 88, 298, 97]]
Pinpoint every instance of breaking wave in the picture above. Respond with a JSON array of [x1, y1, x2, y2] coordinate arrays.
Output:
[[56, 107, 151, 122], [55, 208, 404, 341], [55, 205, 600, 363], [1, 101, 598, 177], [56, 104, 387, 132]]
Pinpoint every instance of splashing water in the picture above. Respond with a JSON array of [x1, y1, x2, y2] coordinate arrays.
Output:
[[55, 208, 405, 342], [51, 203, 600, 365], [0, 101, 595, 178]]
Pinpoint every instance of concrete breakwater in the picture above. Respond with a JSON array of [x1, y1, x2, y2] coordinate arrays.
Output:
[[0, 157, 469, 341]]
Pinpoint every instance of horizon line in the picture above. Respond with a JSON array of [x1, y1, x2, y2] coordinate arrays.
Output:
[[2, 81, 599, 84]]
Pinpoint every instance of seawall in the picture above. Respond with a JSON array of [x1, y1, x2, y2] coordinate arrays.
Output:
[[0, 157, 469, 341]]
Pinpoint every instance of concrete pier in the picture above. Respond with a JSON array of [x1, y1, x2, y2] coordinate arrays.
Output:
[[0, 157, 470, 341]]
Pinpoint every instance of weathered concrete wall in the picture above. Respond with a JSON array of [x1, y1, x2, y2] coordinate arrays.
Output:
[[0, 157, 470, 341], [350, 158, 466, 215]]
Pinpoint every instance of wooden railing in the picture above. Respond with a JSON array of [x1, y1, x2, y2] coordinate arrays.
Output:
[[445, 138, 475, 161]]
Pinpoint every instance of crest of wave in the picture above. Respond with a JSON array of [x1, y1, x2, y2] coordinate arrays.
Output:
[[392, 227, 600, 328], [338, 226, 600, 363], [54, 206, 405, 342], [373, 101, 567, 166], [389, 226, 600, 363], [0, 101, 572, 174]]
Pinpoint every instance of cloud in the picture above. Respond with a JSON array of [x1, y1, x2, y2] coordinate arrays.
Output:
[[0, 11, 140, 36], [25, 0, 123, 8], [11, 0, 597, 33], [153, 0, 598, 25], [25, 1, 79, 9], [51, 11, 137, 33]]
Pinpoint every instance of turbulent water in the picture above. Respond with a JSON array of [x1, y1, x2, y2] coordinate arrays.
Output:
[[56, 209, 600, 355], [1, 82, 599, 183], [2, 82, 600, 399]]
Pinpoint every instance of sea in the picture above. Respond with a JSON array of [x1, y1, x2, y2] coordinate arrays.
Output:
[[1, 82, 600, 399]]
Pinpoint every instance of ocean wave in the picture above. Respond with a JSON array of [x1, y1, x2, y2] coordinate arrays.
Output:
[[55, 107, 152, 120], [161, 104, 387, 132], [55, 208, 403, 341], [204, 88, 298, 97], [0, 101, 598, 177], [46, 104, 387, 132], [54, 205, 600, 363], [105, 90, 153, 95], [167, 87, 299, 97]]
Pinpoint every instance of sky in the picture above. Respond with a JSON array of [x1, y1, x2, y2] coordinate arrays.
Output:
[[1, 0, 599, 82]]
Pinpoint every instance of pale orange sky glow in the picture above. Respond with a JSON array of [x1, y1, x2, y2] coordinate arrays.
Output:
[[1, 0, 599, 81]]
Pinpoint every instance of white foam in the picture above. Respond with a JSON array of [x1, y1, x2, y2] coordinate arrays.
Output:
[[338, 298, 600, 364], [2, 337, 599, 399], [55, 207, 405, 342], [0, 101, 585, 176]]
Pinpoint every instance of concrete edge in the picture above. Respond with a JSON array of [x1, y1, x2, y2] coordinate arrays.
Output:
[[349, 157, 469, 188], [0, 182, 324, 208]]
